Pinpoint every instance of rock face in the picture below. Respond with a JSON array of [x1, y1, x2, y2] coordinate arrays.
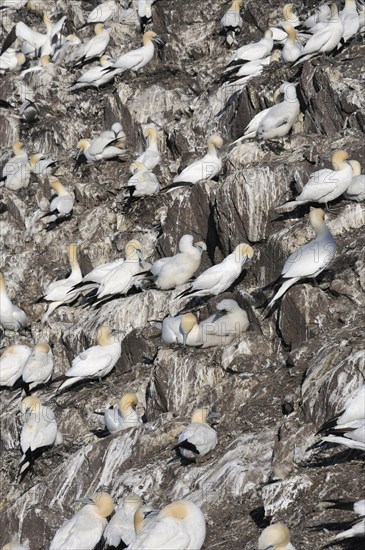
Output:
[[0, 1, 364, 549]]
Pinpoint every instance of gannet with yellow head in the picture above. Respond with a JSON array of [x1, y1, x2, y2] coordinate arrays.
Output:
[[103, 392, 142, 433], [0, 271, 30, 331], [21, 342, 53, 391], [0, 344, 31, 387]]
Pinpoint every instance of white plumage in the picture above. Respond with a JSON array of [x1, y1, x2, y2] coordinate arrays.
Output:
[[22, 342, 53, 391], [171, 134, 223, 186], [108, 31, 162, 76], [0, 344, 31, 387], [1, 141, 30, 191], [104, 494, 142, 548], [174, 409, 218, 460], [258, 523, 296, 550], [72, 24, 110, 66], [0, 272, 29, 331], [344, 160, 365, 202], [103, 392, 141, 433], [87, 0, 117, 24]]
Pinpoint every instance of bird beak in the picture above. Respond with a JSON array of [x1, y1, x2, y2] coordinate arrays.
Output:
[[212, 310, 226, 322], [111, 328, 126, 334], [136, 249, 144, 262], [152, 35, 164, 46], [182, 333, 187, 347], [207, 411, 221, 420]]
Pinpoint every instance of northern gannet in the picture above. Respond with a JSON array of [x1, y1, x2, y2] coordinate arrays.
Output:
[[262, 208, 336, 316], [40, 176, 74, 231], [343, 160, 365, 202], [177, 243, 253, 299], [0, 49, 25, 74], [104, 494, 142, 548], [0, 344, 31, 388], [103, 392, 141, 433], [69, 258, 125, 297], [222, 50, 281, 86], [270, 4, 300, 42], [72, 24, 110, 67], [53, 34, 82, 65], [281, 23, 303, 62], [105, 31, 163, 76], [29, 152, 58, 178], [340, 0, 360, 43], [138, 0, 158, 31], [174, 408, 218, 461], [228, 29, 273, 64], [134, 128, 161, 171], [0, 141, 30, 191], [258, 523, 296, 550], [220, 0, 243, 47], [128, 500, 206, 549], [277, 150, 353, 212], [49, 492, 114, 550], [0, 272, 29, 331], [169, 134, 223, 188], [301, 4, 331, 31], [322, 499, 365, 544], [70, 55, 115, 91], [38, 243, 82, 322], [22, 342, 53, 391], [57, 325, 122, 393], [19, 396, 60, 476], [87, 0, 118, 24], [126, 162, 160, 200], [321, 421, 365, 450], [75, 133, 127, 168]]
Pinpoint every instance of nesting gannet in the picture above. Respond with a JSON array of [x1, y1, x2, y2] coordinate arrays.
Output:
[[150, 236, 206, 290], [126, 162, 160, 202], [57, 325, 122, 393], [0, 272, 29, 332], [198, 299, 249, 347], [0, 49, 25, 74], [72, 24, 110, 67], [228, 29, 273, 65], [134, 128, 161, 171], [340, 0, 360, 43], [0, 141, 30, 191], [87, 0, 118, 24], [220, 0, 243, 47], [177, 243, 253, 299], [19, 396, 60, 476], [344, 160, 365, 202], [104, 494, 142, 548], [138, 0, 158, 31], [223, 50, 281, 85], [281, 24, 303, 62], [128, 500, 206, 549], [69, 258, 125, 298], [38, 243, 82, 322], [174, 408, 218, 461], [49, 492, 114, 550], [29, 153, 58, 178], [103, 392, 141, 433], [258, 523, 296, 550], [262, 208, 336, 316], [294, 4, 344, 65], [22, 342, 53, 391], [270, 4, 300, 42], [70, 55, 115, 90], [40, 176, 74, 230], [277, 150, 353, 212], [75, 133, 127, 168], [0, 344, 31, 388], [53, 34, 82, 66], [105, 31, 163, 76], [169, 135, 223, 188]]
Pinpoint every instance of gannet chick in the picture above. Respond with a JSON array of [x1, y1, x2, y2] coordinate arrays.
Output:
[[262, 208, 336, 316], [19, 396, 60, 477], [105, 31, 163, 76], [87, 0, 117, 24], [70, 55, 115, 91], [22, 342, 53, 391], [277, 150, 353, 212], [128, 500, 206, 549], [138, 0, 158, 31], [281, 24, 302, 62], [103, 392, 141, 433], [340, 0, 360, 43], [29, 153, 58, 178], [170, 135, 223, 188], [40, 176, 74, 231], [0, 141, 30, 191], [344, 160, 365, 202], [0, 344, 31, 388], [126, 162, 160, 202], [38, 243, 82, 322], [57, 325, 122, 393], [0, 50, 25, 74], [220, 0, 243, 47], [134, 128, 161, 171], [104, 494, 142, 548], [174, 409, 218, 461], [177, 243, 253, 299], [49, 491, 114, 550], [258, 523, 296, 549], [1, 541, 29, 550], [0, 272, 29, 332], [73, 24, 110, 67], [228, 29, 273, 65]]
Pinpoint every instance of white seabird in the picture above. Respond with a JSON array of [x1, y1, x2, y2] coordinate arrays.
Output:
[[220, 0, 243, 47], [104, 494, 142, 548], [40, 176, 74, 230], [69, 257, 125, 298], [343, 160, 365, 202], [228, 29, 273, 64], [0, 49, 25, 74], [57, 325, 122, 393], [177, 243, 253, 299], [270, 4, 300, 43], [19, 396, 60, 476], [174, 408, 218, 461], [169, 134, 223, 188], [276, 150, 353, 212], [134, 128, 161, 171], [340, 0, 360, 43], [29, 152, 58, 178], [72, 23, 110, 67], [0, 344, 31, 388], [49, 492, 114, 550], [262, 208, 337, 316], [0, 141, 30, 191], [138, 0, 158, 31], [105, 31, 163, 76], [126, 162, 160, 201], [128, 500, 206, 550], [322, 499, 365, 544], [87, 0, 118, 24], [103, 392, 141, 433], [22, 342, 53, 391], [301, 4, 331, 31], [222, 50, 281, 86], [281, 23, 303, 63], [39, 243, 82, 322], [258, 523, 296, 550], [53, 34, 82, 65], [0, 272, 29, 332], [75, 132, 127, 168], [70, 55, 115, 91]]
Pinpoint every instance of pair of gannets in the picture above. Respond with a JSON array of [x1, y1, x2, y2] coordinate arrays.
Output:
[[19, 396, 62, 477], [70, 54, 116, 90], [344, 159, 365, 202], [0, 141, 30, 191], [318, 385, 365, 451], [38, 243, 82, 322], [262, 208, 336, 316], [133, 127, 161, 171], [72, 24, 110, 67], [49, 491, 114, 550], [322, 499, 365, 543], [0, 272, 29, 331], [174, 408, 218, 461], [75, 122, 127, 168], [220, 0, 243, 46], [269, 4, 299, 43], [87, 0, 118, 24], [0, 49, 25, 74], [57, 325, 122, 393], [40, 176, 74, 231], [222, 50, 281, 86], [277, 150, 354, 212], [231, 81, 300, 145], [258, 523, 296, 549], [177, 243, 253, 299], [104, 494, 142, 548], [0, 341, 53, 390]]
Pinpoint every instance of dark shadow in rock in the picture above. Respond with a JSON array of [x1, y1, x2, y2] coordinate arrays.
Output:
[[249, 506, 271, 529]]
